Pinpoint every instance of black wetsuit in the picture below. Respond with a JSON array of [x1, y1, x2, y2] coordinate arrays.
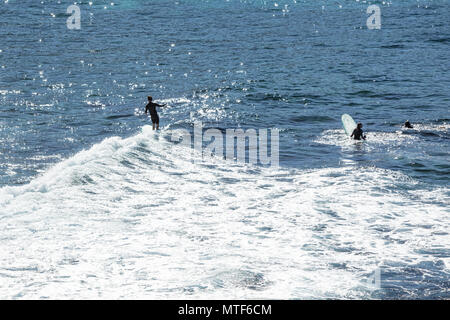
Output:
[[145, 102, 163, 124], [351, 128, 365, 140], [404, 122, 413, 128]]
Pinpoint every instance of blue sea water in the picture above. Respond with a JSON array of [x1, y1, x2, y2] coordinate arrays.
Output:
[[0, 0, 449, 299]]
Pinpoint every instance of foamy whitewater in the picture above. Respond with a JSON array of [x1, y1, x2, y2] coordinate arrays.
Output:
[[0, 0, 449, 299], [0, 126, 448, 299]]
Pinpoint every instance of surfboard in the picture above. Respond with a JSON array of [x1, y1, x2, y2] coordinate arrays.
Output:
[[341, 114, 357, 136]]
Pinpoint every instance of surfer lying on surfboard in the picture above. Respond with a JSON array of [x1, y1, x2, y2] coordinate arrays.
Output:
[[145, 96, 166, 130], [351, 123, 366, 140]]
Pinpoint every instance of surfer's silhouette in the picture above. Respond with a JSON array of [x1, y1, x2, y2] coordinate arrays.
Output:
[[404, 120, 413, 129], [351, 123, 366, 140], [145, 96, 166, 130]]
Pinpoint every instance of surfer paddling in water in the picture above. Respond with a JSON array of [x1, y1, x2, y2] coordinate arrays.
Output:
[[145, 96, 166, 130], [404, 120, 414, 129], [351, 123, 366, 140]]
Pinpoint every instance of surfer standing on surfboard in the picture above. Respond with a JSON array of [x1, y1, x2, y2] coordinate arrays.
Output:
[[145, 96, 166, 130], [351, 123, 366, 140]]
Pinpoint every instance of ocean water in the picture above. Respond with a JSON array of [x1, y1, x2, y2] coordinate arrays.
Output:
[[0, 0, 449, 299]]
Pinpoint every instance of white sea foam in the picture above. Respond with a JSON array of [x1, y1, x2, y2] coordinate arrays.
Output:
[[315, 128, 421, 149], [0, 125, 448, 299]]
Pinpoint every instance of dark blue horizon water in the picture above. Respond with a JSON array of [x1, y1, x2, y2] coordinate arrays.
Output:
[[0, 0, 449, 299]]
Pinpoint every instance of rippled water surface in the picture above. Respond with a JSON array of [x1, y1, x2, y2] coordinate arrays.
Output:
[[0, 0, 449, 299]]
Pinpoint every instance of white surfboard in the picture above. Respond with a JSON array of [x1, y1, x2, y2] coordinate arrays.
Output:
[[341, 114, 357, 136]]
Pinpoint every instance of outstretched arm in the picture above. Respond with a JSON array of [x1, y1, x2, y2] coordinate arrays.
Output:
[[350, 129, 355, 138], [156, 103, 166, 107]]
